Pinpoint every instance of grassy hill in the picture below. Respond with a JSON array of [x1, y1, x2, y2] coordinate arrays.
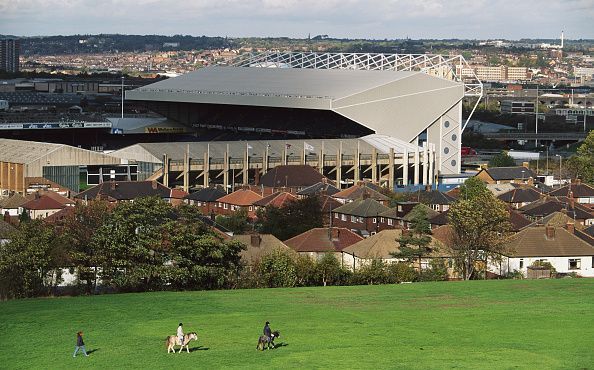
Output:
[[1, 279, 593, 369]]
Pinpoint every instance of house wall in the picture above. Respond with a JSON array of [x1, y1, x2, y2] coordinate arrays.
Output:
[[214, 202, 257, 219], [27, 208, 62, 219], [1, 207, 20, 217], [494, 255, 594, 277], [332, 212, 381, 233]]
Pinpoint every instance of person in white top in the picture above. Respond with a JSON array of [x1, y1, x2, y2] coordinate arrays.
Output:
[[177, 323, 184, 345]]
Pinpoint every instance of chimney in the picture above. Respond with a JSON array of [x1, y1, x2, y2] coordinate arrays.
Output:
[[329, 227, 340, 240], [522, 162, 529, 169], [362, 190, 370, 199], [565, 222, 575, 234], [545, 225, 556, 240], [3, 211, 10, 224], [110, 182, 116, 190], [321, 177, 327, 184], [152, 180, 158, 190], [35, 192, 40, 199], [568, 191, 575, 208], [250, 234, 261, 247], [575, 179, 581, 185], [425, 184, 432, 192]]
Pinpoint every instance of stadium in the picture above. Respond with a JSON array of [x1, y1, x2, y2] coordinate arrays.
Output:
[[125, 52, 482, 188]]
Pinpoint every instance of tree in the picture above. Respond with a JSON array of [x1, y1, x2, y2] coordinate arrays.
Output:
[[459, 176, 491, 200], [257, 196, 323, 240], [391, 204, 433, 271], [216, 208, 250, 235], [257, 251, 297, 288], [59, 200, 111, 294], [0, 220, 66, 298], [489, 152, 516, 168], [316, 253, 345, 286], [352, 259, 387, 285], [448, 192, 511, 280], [567, 130, 594, 184]]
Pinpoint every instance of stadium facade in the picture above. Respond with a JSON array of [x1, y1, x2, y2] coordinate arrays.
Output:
[[126, 52, 482, 187]]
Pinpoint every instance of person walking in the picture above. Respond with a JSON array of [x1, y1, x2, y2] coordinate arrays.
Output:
[[177, 323, 184, 346], [73, 331, 89, 357]]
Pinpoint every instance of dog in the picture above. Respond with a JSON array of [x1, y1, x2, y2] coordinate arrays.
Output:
[[256, 331, 280, 351]]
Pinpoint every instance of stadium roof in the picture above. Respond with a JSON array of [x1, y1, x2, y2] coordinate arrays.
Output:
[[128, 67, 420, 104]]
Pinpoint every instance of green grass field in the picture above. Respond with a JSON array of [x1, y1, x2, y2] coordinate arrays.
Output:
[[1, 279, 593, 369]]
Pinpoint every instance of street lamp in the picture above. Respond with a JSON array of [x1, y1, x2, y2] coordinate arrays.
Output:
[[555, 154, 562, 188]]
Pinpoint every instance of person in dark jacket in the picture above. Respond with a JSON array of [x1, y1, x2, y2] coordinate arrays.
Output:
[[263, 321, 272, 339], [73, 331, 89, 357]]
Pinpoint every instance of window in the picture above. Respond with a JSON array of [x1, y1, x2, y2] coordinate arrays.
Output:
[[334, 213, 339, 219], [351, 216, 356, 222], [398, 205, 403, 212], [388, 219, 393, 226], [372, 218, 377, 224], [568, 259, 581, 270], [380, 217, 384, 223], [249, 206, 253, 211], [223, 203, 228, 209], [341, 215, 346, 221], [519, 259, 524, 268]]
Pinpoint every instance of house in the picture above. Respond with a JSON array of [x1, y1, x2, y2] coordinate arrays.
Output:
[[430, 208, 531, 232], [231, 234, 297, 266], [319, 194, 343, 227], [258, 165, 328, 192], [519, 198, 594, 226], [331, 197, 390, 235], [332, 184, 390, 205], [377, 201, 423, 230], [21, 194, 66, 219], [25, 177, 72, 198], [576, 224, 594, 246], [169, 188, 189, 206], [215, 188, 263, 219], [253, 191, 298, 210], [184, 187, 227, 215], [548, 181, 594, 209], [497, 187, 542, 209], [475, 166, 536, 184], [416, 189, 456, 212], [75, 181, 175, 203], [341, 229, 449, 272], [284, 227, 363, 261], [297, 180, 340, 198], [0, 193, 28, 218], [492, 224, 594, 278]]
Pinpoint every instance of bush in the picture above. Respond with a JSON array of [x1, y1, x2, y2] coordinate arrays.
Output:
[[257, 251, 297, 288], [418, 260, 449, 282], [505, 270, 524, 279], [386, 262, 417, 283], [352, 259, 388, 285]]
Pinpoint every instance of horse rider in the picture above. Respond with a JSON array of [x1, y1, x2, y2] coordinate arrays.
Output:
[[263, 321, 272, 343], [177, 323, 184, 345]]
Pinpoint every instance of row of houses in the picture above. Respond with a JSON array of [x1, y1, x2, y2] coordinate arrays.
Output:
[[1, 164, 594, 279]]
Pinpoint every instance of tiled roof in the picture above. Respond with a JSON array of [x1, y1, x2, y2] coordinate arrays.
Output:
[[402, 204, 440, 222], [519, 198, 593, 220], [75, 181, 172, 201], [417, 190, 456, 205], [333, 197, 390, 218], [185, 187, 227, 202], [34, 190, 74, 206], [170, 188, 189, 199], [523, 211, 584, 230], [343, 229, 447, 259], [504, 226, 594, 257], [548, 183, 594, 198], [584, 224, 594, 238], [429, 208, 531, 231], [259, 165, 326, 188], [498, 187, 542, 203], [333, 184, 390, 202], [22, 195, 66, 210], [232, 234, 297, 265], [0, 193, 28, 209], [484, 166, 536, 181], [217, 189, 263, 206], [320, 194, 343, 213], [297, 181, 340, 196], [430, 210, 450, 226], [43, 207, 75, 224], [284, 227, 363, 252], [253, 192, 298, 208]]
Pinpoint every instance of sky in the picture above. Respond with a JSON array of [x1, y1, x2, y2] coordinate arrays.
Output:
[[1, 0, 593, 40]]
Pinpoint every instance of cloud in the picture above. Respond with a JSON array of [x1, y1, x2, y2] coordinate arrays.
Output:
[[0, 0, 592, 39]]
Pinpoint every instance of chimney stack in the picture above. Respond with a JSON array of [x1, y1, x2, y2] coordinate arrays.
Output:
[[522, 162, 529, 169], [3, 211, 10, 224], [152, 180, 158, 190], [110, 181, 116, 191], [250, 234, 261, 247], [565, 222, 575, 234], [545, 225, 556, 240]]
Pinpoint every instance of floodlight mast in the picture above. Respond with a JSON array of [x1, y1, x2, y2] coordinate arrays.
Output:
[[231, 51, 483, 132]]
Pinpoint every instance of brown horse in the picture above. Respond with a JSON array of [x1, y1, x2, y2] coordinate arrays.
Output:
[[256, 331, 280, 351], [165, 332, 198, 353]]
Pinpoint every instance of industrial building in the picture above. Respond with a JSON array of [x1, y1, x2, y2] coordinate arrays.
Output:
[[0, 139, 121, 195], [127, 52, 482, 178]]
